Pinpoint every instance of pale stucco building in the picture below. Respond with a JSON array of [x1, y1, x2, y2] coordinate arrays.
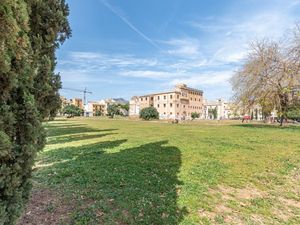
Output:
[[85, 100, 107, 117], [203, 99, 278, 120], [85, 98, 129, 117], [203, 99, 233, 120], [129, 84, 204, 120]]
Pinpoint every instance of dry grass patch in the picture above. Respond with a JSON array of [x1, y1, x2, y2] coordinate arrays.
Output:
[[199, 167, 300, 224], [199, 185, 265, 224], [18, 187, 73, 225]]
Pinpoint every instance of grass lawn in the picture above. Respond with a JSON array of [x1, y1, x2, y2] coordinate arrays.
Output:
[[26, 118, 300, 224]]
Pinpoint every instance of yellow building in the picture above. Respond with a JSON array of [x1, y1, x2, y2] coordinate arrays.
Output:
[[70, 98, 83, 109], [130, 84, 204, 120], [86, 101, 107, 116]]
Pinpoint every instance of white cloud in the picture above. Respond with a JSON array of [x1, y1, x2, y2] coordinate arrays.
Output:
[[60, 51, 158, 70], [188, 1, 300, 66], [161, 38, 202, 58], [119, 70, 179, 79], [169, 70, 233, 87]]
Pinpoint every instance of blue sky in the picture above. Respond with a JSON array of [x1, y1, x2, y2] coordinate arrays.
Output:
[[57, 0, 300, 101]]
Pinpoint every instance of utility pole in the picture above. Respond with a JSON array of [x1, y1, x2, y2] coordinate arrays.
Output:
[[62, 87, 92, 116]]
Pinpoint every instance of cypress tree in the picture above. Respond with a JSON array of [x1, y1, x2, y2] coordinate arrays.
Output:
[[0, 1, 71, 224]]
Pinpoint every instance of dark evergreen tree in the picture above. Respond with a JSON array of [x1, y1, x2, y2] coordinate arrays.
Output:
[[140, 107, 159, 120], [0, 0, 71, 224]]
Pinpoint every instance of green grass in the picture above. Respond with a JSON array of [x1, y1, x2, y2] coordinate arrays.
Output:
[[34, 118, 300, 224]]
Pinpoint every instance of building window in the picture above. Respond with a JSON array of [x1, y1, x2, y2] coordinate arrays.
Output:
[[158, 96, 160, 100], [164, 104, 166, 107], [170, 112, 172, 115], [170, 103, 173, 107], [177, 95, 179, 99], [151, 97, 153, 100], [170, 95, 173, 99], [140, 98, 143, 101], [177, 104, 179, 107], [164, 95, 166, 100], [195, 98, 197, 101], [145, 97, 147, 100], [183, 105, 185, 108], [157, 104, 160, 108], [164, 112, 166, 115]]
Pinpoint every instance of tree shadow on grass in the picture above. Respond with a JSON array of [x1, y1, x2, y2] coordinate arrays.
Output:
[[47, 132, 117, 145], [232, 123, 300, 130], [36, 140, 186, 225], [45, 123, 87, 127], [45, 124, 117, 138]]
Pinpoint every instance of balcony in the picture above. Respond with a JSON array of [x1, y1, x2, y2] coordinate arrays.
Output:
[[180, 96, 189, 101]]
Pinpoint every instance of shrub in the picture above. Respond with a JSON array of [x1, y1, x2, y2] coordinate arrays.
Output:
[[0, 1, 71, 224], [63, 105, 83, 117], [191, 112, 200, 120], [119, 103, 129, 111], [140, 107, 159, 120], [94, 110, 102, 116], [287, 105, 300, 121], [107, 104, 120, 118]]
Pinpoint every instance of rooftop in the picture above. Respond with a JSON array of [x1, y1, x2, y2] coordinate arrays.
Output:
[[138, 84, 203, 97]]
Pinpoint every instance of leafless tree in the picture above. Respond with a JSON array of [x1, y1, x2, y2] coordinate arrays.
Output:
[[231, 24, 300, 125]]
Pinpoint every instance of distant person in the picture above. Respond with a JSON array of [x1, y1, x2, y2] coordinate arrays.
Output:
[[242, 115, 250, 123]]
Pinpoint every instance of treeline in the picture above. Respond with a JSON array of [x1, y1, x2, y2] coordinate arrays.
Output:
[[0, 1, 71, 224]]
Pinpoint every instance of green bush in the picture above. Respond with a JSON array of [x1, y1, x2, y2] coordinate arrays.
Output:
[[94, 110, 102, 116], [287, 105, 300, 121], [0, 1, 70, 224], [119, 103, 129, 111], [140, 107, 159, 120], [191, 112, 200, 120], [63, 105, 83, 117], [107, 104, 120, 118]]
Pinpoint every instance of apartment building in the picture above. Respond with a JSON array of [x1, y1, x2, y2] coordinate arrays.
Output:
[[85, 98, 129, 117], [129, 84, 204, 119], [70, 98, 83, 109], [85, 100, 107, 117]]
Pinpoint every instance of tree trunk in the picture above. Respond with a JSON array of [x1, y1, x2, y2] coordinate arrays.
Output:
[[280, 115, 284, 126], [279, 93, 289, 126]]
